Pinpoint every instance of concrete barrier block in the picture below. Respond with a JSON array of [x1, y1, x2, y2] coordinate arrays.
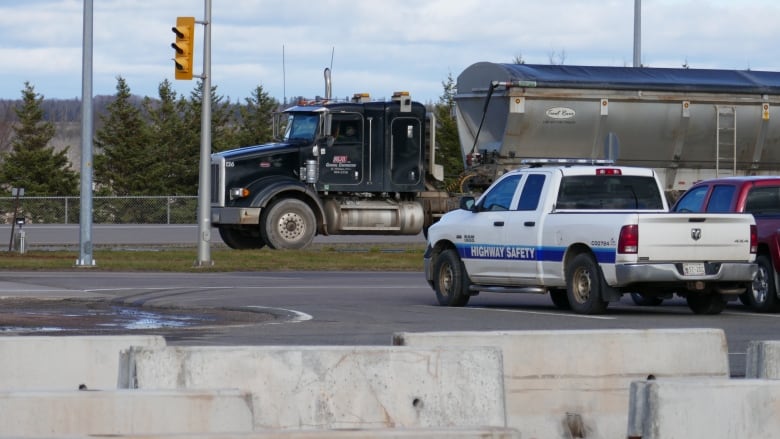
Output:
[[627, 379, 780, 438], [746, 340, 780, 378], [122, 346, 506, 431], [78, 427, 522, 438], [0, 389, 253, 436], [393, 329, 729, 439], [0, 335, 166, 390]]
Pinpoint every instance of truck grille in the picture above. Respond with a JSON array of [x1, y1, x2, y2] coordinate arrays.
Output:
[[210, 158, 225, 207]]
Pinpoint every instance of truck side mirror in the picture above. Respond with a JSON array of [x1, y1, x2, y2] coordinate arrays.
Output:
[[459, 196, 476, 211]]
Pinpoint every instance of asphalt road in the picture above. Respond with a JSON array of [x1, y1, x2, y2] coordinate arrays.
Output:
[[0, 270, 776, 378]]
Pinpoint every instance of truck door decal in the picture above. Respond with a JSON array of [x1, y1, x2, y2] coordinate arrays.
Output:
[[320, 113, 364, 185]]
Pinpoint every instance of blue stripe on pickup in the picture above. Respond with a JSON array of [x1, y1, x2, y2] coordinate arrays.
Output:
[[455, 244, 616, 264]]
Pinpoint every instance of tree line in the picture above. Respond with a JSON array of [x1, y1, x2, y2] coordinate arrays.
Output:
[[0, 75, 463, 201]]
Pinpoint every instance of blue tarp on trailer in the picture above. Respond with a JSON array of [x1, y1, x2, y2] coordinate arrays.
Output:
[[458, 62, 780, 95]]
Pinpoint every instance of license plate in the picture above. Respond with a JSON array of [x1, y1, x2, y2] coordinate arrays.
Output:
[[683, 263, 706, 276]]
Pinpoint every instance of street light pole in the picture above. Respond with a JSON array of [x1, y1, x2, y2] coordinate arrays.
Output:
[[195, 0, 213, 266]]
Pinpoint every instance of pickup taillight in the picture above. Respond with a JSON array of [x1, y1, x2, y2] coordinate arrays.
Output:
[[618, 224, 638, 254], [751, 224, 758, 254]]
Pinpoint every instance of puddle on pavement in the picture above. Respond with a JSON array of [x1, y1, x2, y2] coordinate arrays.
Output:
[[0, 298, 274, 334]]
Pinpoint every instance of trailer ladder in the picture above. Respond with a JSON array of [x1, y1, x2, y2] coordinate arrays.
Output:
[[716, 106, 737, 177]]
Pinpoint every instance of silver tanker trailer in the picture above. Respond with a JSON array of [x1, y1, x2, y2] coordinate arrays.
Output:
[[454, 62, 780, 195]]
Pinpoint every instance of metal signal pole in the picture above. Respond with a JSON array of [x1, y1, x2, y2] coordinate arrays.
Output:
[[195, 0, 213, 266], [76, 0, 95, 267]]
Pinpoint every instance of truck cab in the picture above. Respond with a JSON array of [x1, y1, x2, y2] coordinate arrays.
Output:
[[673, 176, 780, 312], [211, 92, 436, 250]]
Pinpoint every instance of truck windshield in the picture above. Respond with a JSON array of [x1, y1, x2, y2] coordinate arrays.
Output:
[[283, 113, 320, 143]]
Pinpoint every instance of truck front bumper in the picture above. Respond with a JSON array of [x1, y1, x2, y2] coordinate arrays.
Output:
[[614, 262, 757, 286], [211, 207, 261, 225]]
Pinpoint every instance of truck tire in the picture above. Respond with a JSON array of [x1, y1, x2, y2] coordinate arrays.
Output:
[[261, 198, 317, 250], [433, 249, 470, 307], [686, 294, 726, 315], [746, 254, 779, 313], [565, 253, 608, 314], [218, 226, 266, 249], [550, 289, 571, 310], [630, 292, 664, 306]]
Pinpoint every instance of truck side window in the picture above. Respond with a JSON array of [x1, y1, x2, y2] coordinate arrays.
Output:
[[705, 185, 736, 213], [674, 186, 708, 212], [745, 187, 780, 214], [480, 174, 521, 211], [517, 174, 546, 211]]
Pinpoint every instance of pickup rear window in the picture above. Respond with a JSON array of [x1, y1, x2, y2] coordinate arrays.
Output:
[[556, 175, 664, 210]]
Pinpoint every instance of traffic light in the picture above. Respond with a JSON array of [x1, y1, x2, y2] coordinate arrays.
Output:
[[171, 16, 195, 80]]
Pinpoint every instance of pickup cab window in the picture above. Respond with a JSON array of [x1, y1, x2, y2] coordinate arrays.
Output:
[[745, 186, 780, 214], [479, 174, 521, 211], [557, 175, 663, 209], [517, 174, 546, 211], [673, 185, 708, 212], [705, 185, 736, 212]]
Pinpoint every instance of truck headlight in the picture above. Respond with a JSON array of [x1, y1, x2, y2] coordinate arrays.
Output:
[[229, 187, 250, 200]]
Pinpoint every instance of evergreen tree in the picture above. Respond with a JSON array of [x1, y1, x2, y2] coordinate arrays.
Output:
[[144, 79, 194, 195], [94, 76, 154, 195], [186, 79, 237, 153], [434, 73, 465, 191], [233, 84, 278, 147], [0, 82, 78, 197]]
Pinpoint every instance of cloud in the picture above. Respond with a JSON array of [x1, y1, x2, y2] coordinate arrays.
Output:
[[0, 0, 778, 104]]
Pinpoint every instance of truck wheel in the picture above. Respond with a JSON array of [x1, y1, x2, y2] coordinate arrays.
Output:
[[630, 292, 664, 306], [550, 289, 571, 310], [261, 199, 316, 250], [565, 253, 609, 314], [746, 255, 779, 313], [218, 226, 266, 249], [433, 249, 470, 307], [686, 294, 726, 315]]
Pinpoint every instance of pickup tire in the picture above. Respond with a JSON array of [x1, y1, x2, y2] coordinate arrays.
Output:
[[686, 294, 726, 315], [261, 198, 317, 250], [433, 249, 470, 307], [550, 289, 571, 310], [565, 253, 608, 314], [746, 254, 779, 313]]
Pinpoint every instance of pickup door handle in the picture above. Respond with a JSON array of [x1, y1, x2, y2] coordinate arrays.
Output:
[[524, 221, 535, 227], [493, 221, 504, 227]]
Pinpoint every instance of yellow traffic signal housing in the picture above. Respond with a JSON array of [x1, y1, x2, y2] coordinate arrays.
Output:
[[171, 16, 195, 80]]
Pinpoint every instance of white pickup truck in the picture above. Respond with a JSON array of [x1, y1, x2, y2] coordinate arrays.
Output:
[[424, 160, 757, 315]]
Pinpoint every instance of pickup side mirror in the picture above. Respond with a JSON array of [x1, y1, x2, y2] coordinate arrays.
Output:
[[459, 196, 476, 211]]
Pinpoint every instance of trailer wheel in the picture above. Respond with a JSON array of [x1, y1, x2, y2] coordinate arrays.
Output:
[[746, 255, 779, 313], [565, 253, 608, 314], [433, 249, 470, 307], [550, 289, 571, 310], [218, 226, 266, 249], [686, 294, 726, 315], [261, 198, 316, 250]]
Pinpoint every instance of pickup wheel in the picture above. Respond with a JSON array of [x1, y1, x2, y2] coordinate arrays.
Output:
[[686, 294, 727, 315], [630, 292, 664, 306], [550, 289, 571, 310], [261, 199, 317, 250], [565, 253, 608, 314], [218, 226, 266, 250], [746, 255, 779, 313], [433, 249, 470, 307]]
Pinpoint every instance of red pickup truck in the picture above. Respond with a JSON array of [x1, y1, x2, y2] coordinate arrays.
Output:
[[672, 176, 780, 312]]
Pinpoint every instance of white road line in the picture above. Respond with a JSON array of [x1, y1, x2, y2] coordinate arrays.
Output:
[[245, 306, 313, 323], [464, 306, 617, 320]]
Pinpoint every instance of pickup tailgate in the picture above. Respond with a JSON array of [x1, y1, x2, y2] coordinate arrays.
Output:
[[637, 213, 754, 262]]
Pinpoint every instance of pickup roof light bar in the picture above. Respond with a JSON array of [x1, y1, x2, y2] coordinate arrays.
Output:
[[522, 158, 615, 166]]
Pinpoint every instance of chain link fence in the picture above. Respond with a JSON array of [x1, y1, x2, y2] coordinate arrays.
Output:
[[0, 196, 198, 224]]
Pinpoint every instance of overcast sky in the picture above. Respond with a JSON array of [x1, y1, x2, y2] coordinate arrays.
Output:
[[1, 0, 778, 104]]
